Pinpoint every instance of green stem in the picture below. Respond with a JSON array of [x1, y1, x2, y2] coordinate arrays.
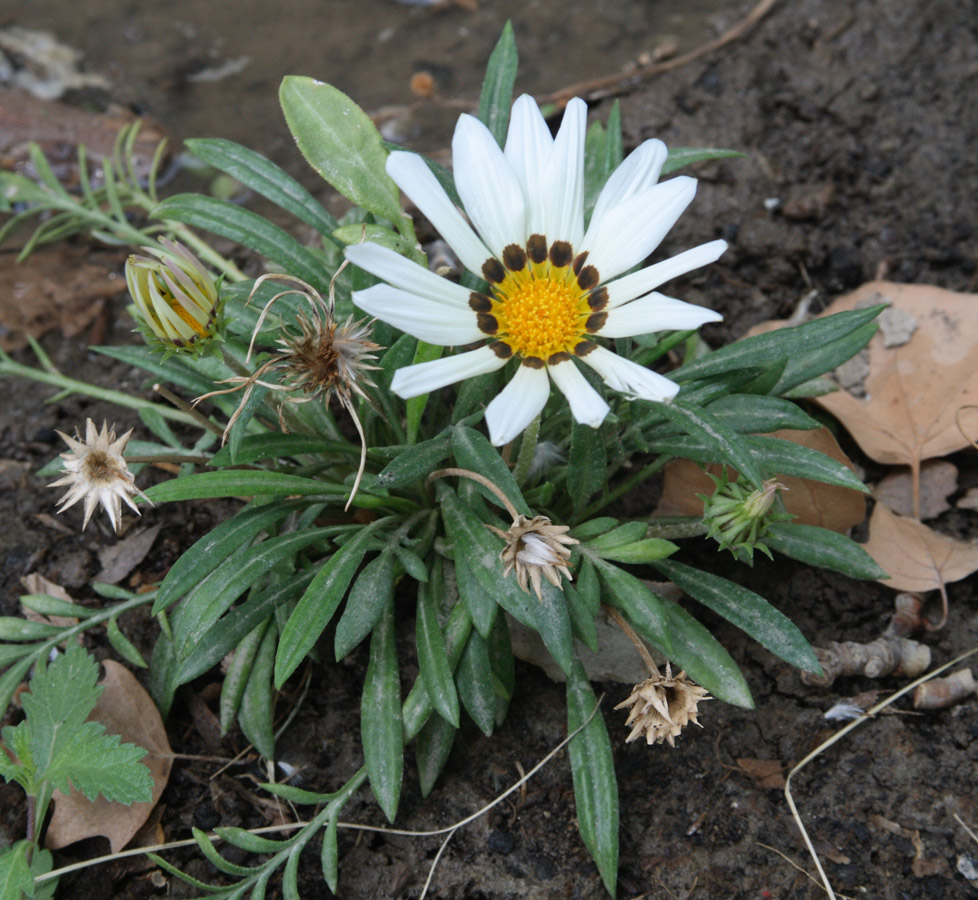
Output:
[[0, 354, 199, 428], [581, 454, 671, 521], [512, 414, 541, 488]]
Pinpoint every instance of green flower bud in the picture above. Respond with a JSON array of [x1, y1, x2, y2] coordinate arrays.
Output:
[[698, 469, 792, 563], [125, 238, 222, 355]]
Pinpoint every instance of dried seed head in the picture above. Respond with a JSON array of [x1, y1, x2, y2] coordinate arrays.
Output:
[[486, 514, 578, 601], [614, 663, 711, 747], [48, 419, 151, 532]]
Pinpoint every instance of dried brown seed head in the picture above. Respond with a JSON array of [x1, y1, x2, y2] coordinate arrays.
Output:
[[486, 514, 578, 601], [614, 663, 711, 747]]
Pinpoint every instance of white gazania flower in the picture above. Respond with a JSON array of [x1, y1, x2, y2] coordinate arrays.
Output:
[[48, 419, 151, 532], [345, 94, 726, 446]]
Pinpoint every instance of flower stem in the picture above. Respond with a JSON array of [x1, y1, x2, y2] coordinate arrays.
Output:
[[512, 414, 541, 488], [428, 467, 520, 521], [603, 604, 660, 677]]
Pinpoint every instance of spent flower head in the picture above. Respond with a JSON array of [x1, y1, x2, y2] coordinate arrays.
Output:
[[48, 419, 150, 532], [699, 470, 792, 563], [125, 237, 223, 356], [614, 663, 711, 747], [345, 94, 726, 446], [487, 514, 578, 602], [196, 273, 381, 508]]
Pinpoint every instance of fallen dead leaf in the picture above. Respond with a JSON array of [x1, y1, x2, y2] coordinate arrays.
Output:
[[20, 573, 80, 629], [96, 524, 161, 585], [957, 488, 978, 512], [814, 282, 978, 517], [873, 461, 958, 520], [45, 660, 172, 852], [656, 427, 866, 533], [735, 758, 786, 790], [863, 502, 978, 593]]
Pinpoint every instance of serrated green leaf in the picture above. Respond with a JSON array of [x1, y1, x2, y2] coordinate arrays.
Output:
[[185, 138, 339, 239], [451, 425, 530, 517], [239, 620, 278, 759], [362, 598, 402, 822], [766, 523, 888, 580], [280, 76, 410, 233], [661, 147, 744, 175], [0, 842, 34, 900], [48, 728, 153, 804], [456, 629, 496, 736], [477, 21, 518, 146], [654, 560, 821, 674], [153, 194, 331, 292], [566, 662, 619, 898], [334, 550, 396, 660], [416, 561, 460, 728]]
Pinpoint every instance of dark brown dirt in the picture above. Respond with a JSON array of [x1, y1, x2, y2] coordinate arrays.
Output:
[[2, 1, 978, 898]]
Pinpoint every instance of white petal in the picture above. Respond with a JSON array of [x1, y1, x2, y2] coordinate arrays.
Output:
[[605, 240, 728, 308], [589, 139, 667, 226], [581, 176, 697, 281], [345, 243, 471, 306], [485, 364, 550, 446], [600, 292, 722, 338], [453, 114, 527, 256], [391, 345, 507, 399], [543, 97, 586, 246], [504, 94, 553, 237], [387, 151, 491, 274], [353, 284, 483, 345], [548, 359, 610, 428], [582, 346, 680, 402]]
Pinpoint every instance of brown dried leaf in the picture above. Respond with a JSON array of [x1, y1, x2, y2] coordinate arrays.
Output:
[[46, 660, 172, 852], [873, 461, 958, 520], [863, 502, 978, 593], [95, 524, 161, 585], [20, 573, 79, 629], [656, 427, 866, 533], [815, 281, 978, 469], [735, 758, 786, 790]]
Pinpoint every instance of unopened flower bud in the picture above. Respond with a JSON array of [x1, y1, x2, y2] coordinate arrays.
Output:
[[699, 469, 791, 563], [126, 237, 222, 355]]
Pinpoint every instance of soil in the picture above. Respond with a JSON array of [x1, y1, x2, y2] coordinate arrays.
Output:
[[2, 1, 978, 899]]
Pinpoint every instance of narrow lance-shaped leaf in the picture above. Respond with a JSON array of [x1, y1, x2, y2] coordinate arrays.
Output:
[[333, 549, 396, 661], [416, 558, 460, 728], [238, 619, 278, 760], [477, 21, 518, 146]]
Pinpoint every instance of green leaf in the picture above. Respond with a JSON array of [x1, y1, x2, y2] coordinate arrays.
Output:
[[276, 520, 390, 687], [745, 435, 869, 491], [451, 424, 530, 516], [451, 553, 498, 639], [487, 613, 515, 726], [376, 431, 452, 489], [192, 827, 260, 877], [455, 629, 496, 736], [333, 222, 418, 257], [766, 523, 888, 580], [0, 657, 35, 719], [585, 521, 647, 552], [415, 712, 457, 798], [215, 826, 290, 854], [406, 342, 444, 444], [571, 517, 619, 542], [280, 76, 410, 234], [651, 402, 765, 489], [661, 147, 744, 175], [19, 594, 96, 619], [0, 842, 34, 900], [594, 558, 673, 656], [209, 433, 361, 467], [675, 306, 886, 383], [153, 194, 331, 292], [0, 618, 63, 641], [566, 662, 619, 898], [564, 581, 599, 652], [106, 616, 147, 668], [362, 598, 403, 822], [568, 419, 607, 518], [529, 579, 578, 678], [416, 560, 460, 728], [185, 138, 339, 239], [238, 619, 278, 759], [321, 775, 362, 893], [704, 394, 821, 433], [171, 529, 331, 661], [334, 550, 396, 660], [654, 560, 820, 674], [775, 322, 878, 395], [656, 603, 754, 709], [477, 21, 518, 146], [590, 538, 678, 565], [220, 619, 269, 733]]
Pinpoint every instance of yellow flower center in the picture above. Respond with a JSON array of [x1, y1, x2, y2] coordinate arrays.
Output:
[[473, 235, 609, 366]]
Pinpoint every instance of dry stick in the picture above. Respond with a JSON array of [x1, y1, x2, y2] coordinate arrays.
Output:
[[152, 383, 225, 437], [754, 842, 857, 900], [428, 467, 520, 521], [35, 699, 601, 886], [540, 0, 780, 106], [784, 645, 978, 900], [955, 813, 978, 846], [603, 603, 660, 677]]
